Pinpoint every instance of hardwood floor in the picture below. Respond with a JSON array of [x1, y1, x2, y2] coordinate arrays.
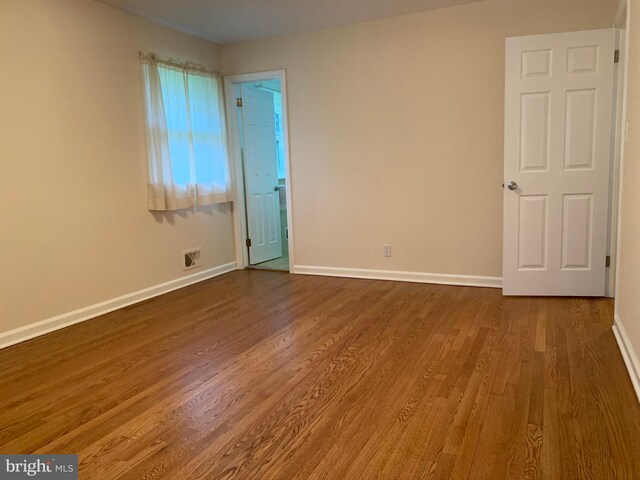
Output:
[[1, 270, 639, 479]]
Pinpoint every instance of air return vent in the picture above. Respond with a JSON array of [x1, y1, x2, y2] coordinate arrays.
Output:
[[183, 248, 201, 271]]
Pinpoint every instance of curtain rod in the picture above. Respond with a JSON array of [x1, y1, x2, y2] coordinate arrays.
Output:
[[256, 84, 280, 94], [139, 51, 222, 77]]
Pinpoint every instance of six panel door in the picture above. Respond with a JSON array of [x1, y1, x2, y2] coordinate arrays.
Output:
[[240, 85, 283, 265], [503, 29, 615, 296]]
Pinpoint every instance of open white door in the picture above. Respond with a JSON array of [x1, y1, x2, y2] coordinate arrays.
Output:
[[503, 29, 615, 296], [240, 85, 283, 265]]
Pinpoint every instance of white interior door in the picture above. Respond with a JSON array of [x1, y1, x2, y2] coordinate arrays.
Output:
[[240, 85, 283, 265], [503, 29, 615, 296]]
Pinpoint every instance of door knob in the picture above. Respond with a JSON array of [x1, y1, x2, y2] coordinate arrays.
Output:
[[274, 185, 280, 191], [507, 181, 518, 191]]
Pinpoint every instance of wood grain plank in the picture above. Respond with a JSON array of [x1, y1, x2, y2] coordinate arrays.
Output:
[[0, 271, 638, 479]]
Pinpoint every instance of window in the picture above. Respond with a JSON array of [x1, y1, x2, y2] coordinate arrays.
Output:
[[140, 52, 230, 211]]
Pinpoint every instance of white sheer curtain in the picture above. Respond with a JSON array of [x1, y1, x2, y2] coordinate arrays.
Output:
[[140, 53, 230, 210]]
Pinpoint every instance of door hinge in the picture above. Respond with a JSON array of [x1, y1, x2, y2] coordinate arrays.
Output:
[[614, 50, 620, 64], [236, 97, 243, 107], [246, 238, 252, 248], [606, 255, 611, 267]]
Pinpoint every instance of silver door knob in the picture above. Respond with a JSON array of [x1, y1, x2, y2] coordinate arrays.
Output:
[[507, 181, 518, 191]]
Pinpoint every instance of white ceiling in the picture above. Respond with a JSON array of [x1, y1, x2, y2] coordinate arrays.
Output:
[[100, 0, 483, 44]]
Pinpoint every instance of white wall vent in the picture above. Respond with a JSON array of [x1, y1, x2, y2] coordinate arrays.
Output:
[[183, 248, 201, 270]]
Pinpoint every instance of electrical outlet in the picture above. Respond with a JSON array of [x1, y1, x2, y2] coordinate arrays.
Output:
[[383, 244, 392, 257], [183, 248, 201, 270]]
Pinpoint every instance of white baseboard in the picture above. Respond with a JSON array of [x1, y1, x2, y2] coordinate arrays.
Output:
[[293, 265, 502, 289], [0, 262, 237, 350], [613, 314, 640, 403]]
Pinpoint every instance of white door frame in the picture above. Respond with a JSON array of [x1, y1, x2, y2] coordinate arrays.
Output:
[[614, 0, 630, 304], [224, 70, 295, 272], [606, 27, 626, 297]]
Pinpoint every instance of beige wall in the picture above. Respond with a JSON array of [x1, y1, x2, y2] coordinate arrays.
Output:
[[0, 0, 621, 339], [616, 0, 640, 373], [0, 0, 235, 334], [222, 0, 618, 277]]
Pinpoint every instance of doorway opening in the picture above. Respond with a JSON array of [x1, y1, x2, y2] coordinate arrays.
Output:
[[225, 71, 294, 273]]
